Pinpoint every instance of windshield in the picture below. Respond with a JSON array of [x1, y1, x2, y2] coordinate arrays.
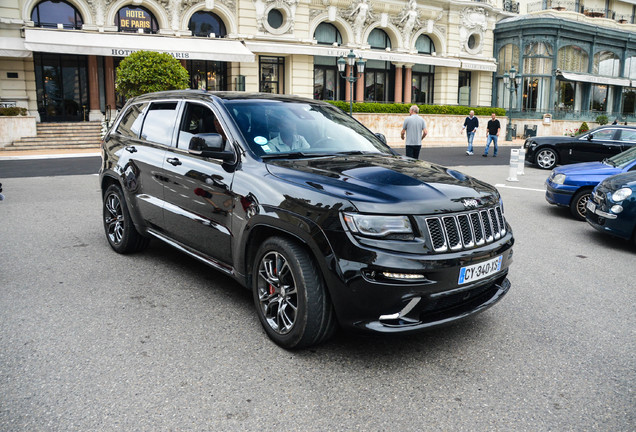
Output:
[[609, 146, 636, 168], [222, 99, 392, 158]]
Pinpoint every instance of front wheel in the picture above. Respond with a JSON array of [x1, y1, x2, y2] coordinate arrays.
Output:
[[570, 189, 591, 221], [102, 184, 149, 253], [535, 147, 558, 170], [252, 237, 336, 349]]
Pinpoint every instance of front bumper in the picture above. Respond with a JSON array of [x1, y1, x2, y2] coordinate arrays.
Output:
[[585, 202, 634, 240], [545, 181, 575, 207], [324, 231, 515, 334]]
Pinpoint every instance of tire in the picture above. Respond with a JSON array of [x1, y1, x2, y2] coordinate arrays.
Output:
[[102, 184, 149, 254], [252, 237, 337, 349], [569, 189, 591, 221], [535, 147, 558, 170]]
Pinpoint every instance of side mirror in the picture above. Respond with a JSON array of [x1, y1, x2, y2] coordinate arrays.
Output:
[[189, 133, 236, 163], [375, 132, 387, 144], [587, 134, 593, 141]]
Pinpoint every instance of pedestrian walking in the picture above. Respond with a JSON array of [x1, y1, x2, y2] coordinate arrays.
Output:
[[401, 105, 428, 159], [461, 110, 478, 155], [484, 112, 500, 157]]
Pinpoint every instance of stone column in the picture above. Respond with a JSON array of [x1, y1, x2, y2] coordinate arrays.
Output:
[[87, 56, 101, 121], [104, 56, 116, 118], [355, 69, 364, 102], [393, 63, 404, 104], [403, 64, 413, 104]]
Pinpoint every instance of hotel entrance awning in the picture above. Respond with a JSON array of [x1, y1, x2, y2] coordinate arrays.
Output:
[[23, 28, 255, 62], [556, 70, 631, 87]]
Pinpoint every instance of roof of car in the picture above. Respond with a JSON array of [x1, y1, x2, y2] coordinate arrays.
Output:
[[128, 90, 326, 105]]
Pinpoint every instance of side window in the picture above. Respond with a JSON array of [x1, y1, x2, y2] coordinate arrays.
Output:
[[590, 129, 616, 141], [115, 102, 148, 138], [177, 102, 224, 149], [618, 129, 636, 142], [140, 102, 180, 146]]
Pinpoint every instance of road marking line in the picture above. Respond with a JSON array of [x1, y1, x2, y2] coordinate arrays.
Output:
[[495, 184, 545, 192], [0, 152, 100, 161]]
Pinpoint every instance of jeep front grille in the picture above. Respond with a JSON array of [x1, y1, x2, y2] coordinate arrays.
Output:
[[423, 205, 507, 253]]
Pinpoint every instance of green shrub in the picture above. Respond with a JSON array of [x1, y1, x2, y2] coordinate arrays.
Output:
[[0, 107, 28, 116], [579, 122, 590, 133], [325, 101, 506, 117], [595, 115, 608, 125], [115, 51, 189, 99]]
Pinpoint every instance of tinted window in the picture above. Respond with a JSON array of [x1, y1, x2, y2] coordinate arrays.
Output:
[[590, 129, 617, 141], [177, 102, 222, 149], [140, 102, 180, 146], [618, 129, 636, 142], [116, 102, 148, 138]]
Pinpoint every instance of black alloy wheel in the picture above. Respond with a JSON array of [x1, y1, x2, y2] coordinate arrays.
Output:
[[570, 189, 592, 221], [535, 147, 558, 170], [252, 237, 336, 349], [102, 184, 149, 253]]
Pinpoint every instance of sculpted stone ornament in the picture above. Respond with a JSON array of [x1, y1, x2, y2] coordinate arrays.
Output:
[[254, 0, 299, 34], [347, 0, 374, 45], [396, 0, 421, 49], [459, 7, 488, 54]]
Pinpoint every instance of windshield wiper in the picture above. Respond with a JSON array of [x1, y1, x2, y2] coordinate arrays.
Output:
[[261, 152, 329, 160]]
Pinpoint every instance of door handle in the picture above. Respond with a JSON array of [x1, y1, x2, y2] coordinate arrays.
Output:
[[166, 157, 182, 166], [125, 146, 137, 153]]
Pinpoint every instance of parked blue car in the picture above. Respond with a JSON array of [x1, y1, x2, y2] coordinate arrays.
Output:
[[586, 171, 636, 246], [545, 146, 636, 220]]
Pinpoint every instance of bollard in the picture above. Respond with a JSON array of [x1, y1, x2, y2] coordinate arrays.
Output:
[[507, 149, 519, 182], [517, 148, 526, 176]]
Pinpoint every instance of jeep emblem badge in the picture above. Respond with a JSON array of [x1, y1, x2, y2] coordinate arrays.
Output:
[[462, 199, 479, 208]]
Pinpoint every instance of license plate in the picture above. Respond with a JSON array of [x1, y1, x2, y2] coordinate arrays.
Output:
[[458, 256, 503, 285], [586, 200, 595, 213]]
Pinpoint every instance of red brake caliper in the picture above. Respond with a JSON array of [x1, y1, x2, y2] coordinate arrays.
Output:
[[269, 265, 276, 295]]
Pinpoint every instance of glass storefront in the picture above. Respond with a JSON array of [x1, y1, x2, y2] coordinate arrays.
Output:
[[260, 56, 285, 94], [34, 53, 88, 122]]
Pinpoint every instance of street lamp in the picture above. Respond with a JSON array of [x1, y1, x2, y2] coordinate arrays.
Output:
[[337, 49, 366, 116], [502, 65, 521, 141]]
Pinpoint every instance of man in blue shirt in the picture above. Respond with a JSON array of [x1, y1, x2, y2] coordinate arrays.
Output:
[[401, 105, 428, 159], [461, 110, 479, 155]]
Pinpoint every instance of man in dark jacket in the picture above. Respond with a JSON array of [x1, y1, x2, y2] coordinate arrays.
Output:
[[461, 110, 478, 155], [484, 113, 501, 157]]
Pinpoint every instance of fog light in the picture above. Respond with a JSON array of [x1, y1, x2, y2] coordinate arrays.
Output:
[[611, 205, 623, 214], [381, 272, 426, 280]]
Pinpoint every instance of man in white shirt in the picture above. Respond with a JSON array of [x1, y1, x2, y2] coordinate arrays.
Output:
[[401, 105, 428, 159], [268, 120, 310, 152]]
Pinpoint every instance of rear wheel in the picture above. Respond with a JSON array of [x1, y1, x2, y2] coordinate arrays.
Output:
[[570, 189, 592, 221], [102, 184, 149, 253], [252, 237, 336, 349], [535, 147, 558, 170]]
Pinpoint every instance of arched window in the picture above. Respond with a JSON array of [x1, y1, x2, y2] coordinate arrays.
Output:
[[415, 35, 434, 55], [31, 0, 83, 29], [368, 28, 391, 50], [497, 44, 519, 75], [593, 51, 620, 76], [314, 22, 342, 45], [116, 6, 158, 34], [557, 45, 589, 73], [188, 11, 226, 37]]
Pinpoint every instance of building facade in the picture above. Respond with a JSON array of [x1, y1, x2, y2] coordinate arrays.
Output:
[[494, 1, 636, 122], [1, 0, 514, 123]]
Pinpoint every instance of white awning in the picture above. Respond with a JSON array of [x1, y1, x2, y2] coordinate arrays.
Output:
[[0, 37, 32, 58], [556, 70, 631, 87], [23, 28, 254, 62], [461, 60, 497, 72], [245, 41, 462, 68]]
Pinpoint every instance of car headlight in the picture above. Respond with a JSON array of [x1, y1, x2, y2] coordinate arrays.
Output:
[[343, 213, 413, 240], [611, 188, 633, 202], [552, 173, 566, 185]]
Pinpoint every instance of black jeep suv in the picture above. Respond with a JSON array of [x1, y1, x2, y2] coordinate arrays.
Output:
[[100, 90, 514, 348]]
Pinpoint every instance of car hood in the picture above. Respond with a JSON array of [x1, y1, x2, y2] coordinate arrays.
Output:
[[553, 161, 621, 177], [266, 154, 500, 214], [600, 171, 636, 190]]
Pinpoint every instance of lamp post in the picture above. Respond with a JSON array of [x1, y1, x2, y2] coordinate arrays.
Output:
[[337, 50, 366, 116], [502, 65, 521, 141]]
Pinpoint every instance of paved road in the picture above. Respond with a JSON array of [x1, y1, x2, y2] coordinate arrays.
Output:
[[0, 160, 633, 431], [0, 145, 516, 179]]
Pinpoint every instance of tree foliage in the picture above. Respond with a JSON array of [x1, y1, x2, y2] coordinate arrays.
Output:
[[115, 51, 189, 99]]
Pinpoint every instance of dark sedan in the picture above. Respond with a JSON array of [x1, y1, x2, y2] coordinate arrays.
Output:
[[524, 125, 636, 170], [586, 171, 636, 246]]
